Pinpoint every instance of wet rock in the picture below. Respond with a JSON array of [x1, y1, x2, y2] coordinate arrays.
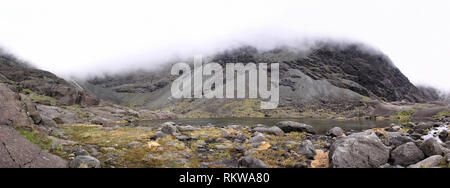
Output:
[[253, 126, 284, 136], [439, 131, 448, 142], [413, 122, 433, 132], [69, 156, 101, 168], [295, 140, 316, 159], [382, 132, 414, 148], [238, 156, 268, 168], [150, 131, 167, 140], [329, 131, 390, 168], [390, 142, 425, 166], [277, 121, 316, 134], [420, 138, 443, 157], [408, 155, 443, 168], [327, 127, 345, 137], [410, 133, 422, 140]]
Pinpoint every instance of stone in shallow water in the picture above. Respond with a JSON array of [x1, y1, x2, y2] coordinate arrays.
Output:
[[277, 121, 316, 134]]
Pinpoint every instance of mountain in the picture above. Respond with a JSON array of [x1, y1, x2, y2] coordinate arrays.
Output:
[[81, 42, 430, 118]]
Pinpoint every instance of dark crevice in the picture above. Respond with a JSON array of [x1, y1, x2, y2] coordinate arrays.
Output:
[[1, 140, 23, 168]]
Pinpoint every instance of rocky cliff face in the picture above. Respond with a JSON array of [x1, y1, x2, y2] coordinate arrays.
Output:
[[0, 53, 100, 107], [82, 42, 428, 117]]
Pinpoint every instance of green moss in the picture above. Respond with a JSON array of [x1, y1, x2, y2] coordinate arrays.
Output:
[[17, 128, 53, 150], [435, 111, 450, 118], [390, 109, 416, 122], [26, 89, 58, 105]]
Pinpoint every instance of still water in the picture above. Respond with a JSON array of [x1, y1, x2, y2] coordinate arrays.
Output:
[[136, 118, 392, 134]]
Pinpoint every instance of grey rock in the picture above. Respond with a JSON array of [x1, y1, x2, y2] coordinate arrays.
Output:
[[327, 127, 345, 137], [75, 149, 90, 157], [238, 156, 268, 168], [161, 122, 177, 134], [408, 155, 443, 168], [295, 140, 316, 159], [235, 132, 250, 141], [177, 125, 198, 131], [439, 131, 448, 142], [69, 156, 101, 168], [277, 121, 316, 134], [234, 145, 247, 153], [390, 142, 425, 166], [329, 131, 390, 168], [382, 132, 414, 148], [249, 132, 266, 143], [150, 131, 167, 140], [176, 135, 190, 141], [253, 126, 285, 136], [127, 141, 143, 148], [420, 138, 443, 157]]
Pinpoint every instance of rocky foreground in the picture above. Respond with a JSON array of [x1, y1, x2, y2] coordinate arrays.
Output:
[[47, 115, 449, 168]]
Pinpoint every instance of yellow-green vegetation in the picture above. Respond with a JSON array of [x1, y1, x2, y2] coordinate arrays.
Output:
[[15, 126, 53, 150], [435, 111, 450, 118], [390, 109, 416, 122], [58, 123, 313, 168], [62, 105, 89, 119], [25, 89, 58, 105]]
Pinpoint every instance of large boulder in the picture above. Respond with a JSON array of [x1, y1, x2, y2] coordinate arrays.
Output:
[[253, 126, 285, 136], [390, 142, 425, 166], [420, 138, 443, 157], [408, 155, 443, 168], [329, 131, 390, 168], [0, 125, 67, 168], [19, 94, 42, 125], [36, 105, 81, 125], [0, 83, 30, 126], [276, 121, 316, 134]]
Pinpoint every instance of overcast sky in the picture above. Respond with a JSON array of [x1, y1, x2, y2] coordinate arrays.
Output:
[[0, 0, 449, 91]]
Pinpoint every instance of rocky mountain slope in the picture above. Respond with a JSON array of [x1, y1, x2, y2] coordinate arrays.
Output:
[[82, 42, 433, 118]]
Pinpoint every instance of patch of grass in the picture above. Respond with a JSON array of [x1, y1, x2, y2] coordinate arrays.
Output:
[[16, 128, 53, 150], [435, 111, 450, 118], [26, 89, 58, 105], [390, 109, 416, 122]]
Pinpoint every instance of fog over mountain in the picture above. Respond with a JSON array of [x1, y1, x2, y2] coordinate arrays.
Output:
[[0, 0, 449, 91]]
